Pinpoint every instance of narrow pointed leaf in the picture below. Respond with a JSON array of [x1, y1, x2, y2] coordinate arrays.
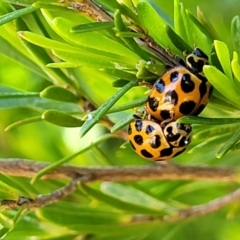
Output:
[[174, 0, 187, 40], [79, 78, 140, 137], [5, 116, 42, 131], [85, 97, 146, 119], [31, 134, 114, 183], [188, 133, 231, 153], [40, 86, 78, 102], [231, 52, 240, 82], [164, 25, 192, 52], [197, 6, 220, 40], [100, 68, 137, 81], [42, 110, 83, 127], [216, 129, 240, 158], [71, 22, 114, 33], [46, 62, 78, 68], [231, 15, 240, 55], [137, 2, 180, 54], [112, 79, 129, 87], [114, 9, 148, 60], [52, 17, 140, 61], [187, 9, 213, 42], [214, 40, 233, 80], [0, 5, 37, 26], [178, 116, 240, 125], [111, 114, 134, 133], [101, 182, 176, 214], [18, 31, 81, 53], [204, 66, 240, 107]]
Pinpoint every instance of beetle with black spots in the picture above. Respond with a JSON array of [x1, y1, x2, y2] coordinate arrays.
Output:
[[128, 118, 192, 161], [145, 48, 213, 121]]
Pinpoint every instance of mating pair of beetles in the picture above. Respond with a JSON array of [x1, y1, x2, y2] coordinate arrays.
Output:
[[128, 48, 213, 161]]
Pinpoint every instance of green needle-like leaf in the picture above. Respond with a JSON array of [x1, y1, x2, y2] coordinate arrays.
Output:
[[216, 128, 240, 158], [164, 25, 192, 52], [187, 9, 214, 43], [114, 9, 149, 60], [52, 17, 140, 62], [5, 116, 42, 131], [231, 52, 240, 85], [79, 78, 141, 137], [40, 86, 78, 102], [85, 97, 146, 120], [194, 123, 240, 140], [100, 68, 137, 81], [204, 65, 240, 107], [42, 110, 84, 127], [214, 40, 233, 80], [231, 15, 240, 55], [111, 114, 134, 133], [0, 4, 37, 26], [0, 92, 39, 98], [101, 182, 176, 214], [137, 2, 180, 54], [18, 31, 81, 53], [71, 22, 114, 33], [31, 134, 115, 183], [197, 6, 220, 41], [177, 116, 240, 125], [174, 0, 187, 40]]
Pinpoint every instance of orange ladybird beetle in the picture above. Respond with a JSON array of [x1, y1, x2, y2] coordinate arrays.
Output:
[[128, 117, 192, 161], [145, 47, 213, 121]]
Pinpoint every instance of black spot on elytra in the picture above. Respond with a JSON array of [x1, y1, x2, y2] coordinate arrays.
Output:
[[134, 135, 143, 145], [141, 149, 153, 158], [145, 125, 155, 134], [199, 81, 207, 99], [179, 101, 196, 115], [164, 90, 178, 105], [181, 74, 195, 93], [150, 135, 161, 148], [196, 74, 208, 82], [160, 147, 173, 157], [135, 119, 143, 132], [170, 71, 179, 82], [160, 110, 171, 120], [155, 79, 165, 93], [147, 97, 159, 112]]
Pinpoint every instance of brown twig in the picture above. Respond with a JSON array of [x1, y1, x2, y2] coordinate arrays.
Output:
[[0, 158, 237, 183], [0, 158, 239, 220], [69, 0, 112, 22], [0, 173, 88, 210], [129, 186, 240, 224], [165, 186, 240, 222]]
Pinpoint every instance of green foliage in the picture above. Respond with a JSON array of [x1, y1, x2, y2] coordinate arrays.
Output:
[[1, 0, 240, 239]]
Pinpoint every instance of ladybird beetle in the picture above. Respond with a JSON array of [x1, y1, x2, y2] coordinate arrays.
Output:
[[128, 119, 192, 161], [145, 48, 213, 121]]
